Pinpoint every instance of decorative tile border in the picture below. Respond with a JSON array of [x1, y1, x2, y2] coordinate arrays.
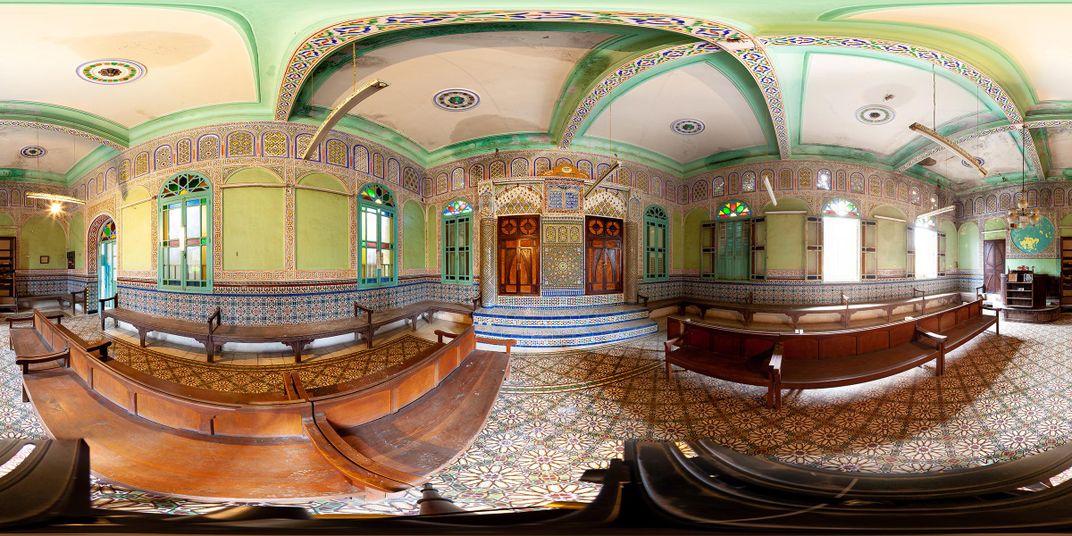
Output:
[[495, 293, 624, 308]]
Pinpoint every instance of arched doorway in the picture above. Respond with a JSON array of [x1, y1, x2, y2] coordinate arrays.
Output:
[[98, 219, 117, 306]]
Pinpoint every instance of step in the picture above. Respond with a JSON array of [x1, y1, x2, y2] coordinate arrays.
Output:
[[475, 318, 657, 350], [473, 304, 649, 328]]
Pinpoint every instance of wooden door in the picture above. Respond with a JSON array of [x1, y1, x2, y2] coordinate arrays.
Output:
[[983, 239, 1005, 295], [498, 216, 540, 295], [585, 216, 623, 294], [0, 237, 15, 300]]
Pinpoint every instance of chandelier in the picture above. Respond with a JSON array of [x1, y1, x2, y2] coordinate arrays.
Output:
[[1007, 124, 1039, 229]]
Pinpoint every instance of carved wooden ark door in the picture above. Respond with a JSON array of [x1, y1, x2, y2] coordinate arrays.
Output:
[[498, 216, 540, 295], [585, 216, 623, 294]]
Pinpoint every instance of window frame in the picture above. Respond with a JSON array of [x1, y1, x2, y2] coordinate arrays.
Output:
[[820, 198, 861, 283], [914, 216, 939, 279], [702, 200, 752, 281], [357, 183, 398, 288], [442, 199, 473, 284], [643, 205, 669, 281], [157, 172, 213, 292]]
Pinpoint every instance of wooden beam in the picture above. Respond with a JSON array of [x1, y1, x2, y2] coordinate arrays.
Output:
[[908, 122, 988, 177], [583, 161, 621, 198], [302, 79, 389, 161]]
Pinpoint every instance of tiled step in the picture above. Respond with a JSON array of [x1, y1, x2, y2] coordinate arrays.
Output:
[[475, 318, 657, 350], [472, 304, 650, 328]]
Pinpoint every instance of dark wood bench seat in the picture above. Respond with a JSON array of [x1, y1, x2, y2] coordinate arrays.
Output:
[[665, 299, 997, 409], [100, 295, 480, 362], [12, 310, 111, 401]]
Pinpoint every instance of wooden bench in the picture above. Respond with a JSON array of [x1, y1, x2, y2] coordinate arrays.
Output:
[[7, 309, 66, 329], [101, 294, 480, 362], [20, 314, 511, 501], [16, 289, 87, 315], [641, 290, 963, 329], [665, 299, 997, 409], [11, 310, 110, 402]]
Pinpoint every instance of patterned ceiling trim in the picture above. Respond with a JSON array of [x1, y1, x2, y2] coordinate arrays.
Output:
[[763, 35, 1043, 180], [0, 120, 124, 151], [557, 42, 720, 148], [274, 10, 791, 159], [897, 119, 1072, 177]]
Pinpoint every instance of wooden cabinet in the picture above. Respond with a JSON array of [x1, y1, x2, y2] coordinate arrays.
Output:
[[1004, 269, 1046, 309], [1062, 237, 1072, 307], [0, 237, 15, 312]]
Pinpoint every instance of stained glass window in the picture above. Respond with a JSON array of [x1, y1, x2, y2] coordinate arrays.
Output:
[[359, 183, 396, 287], [915, 215, 935, 229], [359, 183, 395, 207], [443, 199, 472, 284], [158, 172, 211, 291], [742, 172, 757, 193], [159, 172, 209, 199], [712, 176, 725, 197], [99, 220, 117, 242], [716, 200, 751, 219], [442, 199, 472, 217], [644, 205, 668, 280], [817, 169, 832, 190], [822, 198, 859, 217]]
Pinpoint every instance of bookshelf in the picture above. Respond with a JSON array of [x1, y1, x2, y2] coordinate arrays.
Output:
[[1004, 269, 1046, 309], [1063, 237, 1072, 307]]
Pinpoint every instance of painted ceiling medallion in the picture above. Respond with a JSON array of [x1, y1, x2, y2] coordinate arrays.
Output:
[[961, 156, 986, 168], [670, 119, 705, 135], [19, 145, 46, 158], [433, 88, 480, 111], [76, 59, 146, 85], [856, 105, 895, 125]]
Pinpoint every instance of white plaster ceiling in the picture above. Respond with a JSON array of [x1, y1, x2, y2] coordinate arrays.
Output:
[[1046, 127, 1072, 170], [925, 130, 1025, 186], [0, 126, 99, 175], [584, 61, 767, 163], [0, 5, 256, 127], [311, 30, 614, 151], [800, 52, 986, 158], [847, 4, 1072, 102]]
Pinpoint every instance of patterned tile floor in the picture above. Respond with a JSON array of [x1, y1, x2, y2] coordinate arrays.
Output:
[[2, 311, 1070, 516]]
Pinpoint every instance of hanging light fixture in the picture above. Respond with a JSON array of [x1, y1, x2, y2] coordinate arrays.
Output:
[[1007, 124, 1039, 229]]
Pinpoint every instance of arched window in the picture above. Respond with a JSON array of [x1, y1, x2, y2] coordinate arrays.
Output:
[[704, 200, 751, 280], [817, 169, 833, 190], [158, 172, 211, 290], [358, 183, 397, 287], [643, 205, 668, 280], [821, 198, 860, 282], [442, 199, 473, 284], [914, 216, 938, 279]]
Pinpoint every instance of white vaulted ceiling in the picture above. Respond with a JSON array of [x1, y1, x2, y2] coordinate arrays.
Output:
[[584, 61, 767, 164], [0, 4, 256, 127], [310, 31, 614, 151], [0, 127, 99, 176]]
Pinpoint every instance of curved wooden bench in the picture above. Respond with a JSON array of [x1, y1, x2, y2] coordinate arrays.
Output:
[[21, 313, 512, 501], [101, 294, 480, 362], [641, 290, 964, 329], [0, 440, 90, 530], [665, 299, 997, 409]]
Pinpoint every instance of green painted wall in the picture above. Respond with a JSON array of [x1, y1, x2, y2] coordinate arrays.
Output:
[[0, 212, 16, 237], [402, 200, 425, 270], [1061, 214, 1072, 236], [1006, 258, 1059, 276], [296, 173, 349, 270], [426, 208, 440, 273], [223, 168, 285, 270], [958, 222, 980, 271], [876, 220, 906, 272], [68, 211, 85, 270], [20, 216, 66, 270], [119, 186, 152, 271], [939, 220, 956, 271], [762, 199, 807, 273], [671, 211, 683, 271], [682, 208, 707, 272]]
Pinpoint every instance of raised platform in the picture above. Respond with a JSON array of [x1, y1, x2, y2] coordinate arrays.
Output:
[[999, 304, 1062, 323], [473, 304, 656, 350]]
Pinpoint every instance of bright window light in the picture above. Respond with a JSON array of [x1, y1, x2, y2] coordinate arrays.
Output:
[[823, 216, 860, 282], [915, 227, 938, 279]]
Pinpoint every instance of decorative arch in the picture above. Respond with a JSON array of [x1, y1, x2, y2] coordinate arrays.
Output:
[[158, 172, 212, 290], [496, 185, 542, 216], [357, 183, 397, 287], [441, 199, 474, 283], [86, 212, 117, 277], [585, 189, 626, 219], [823, 198, 860, 217], [716, 200, 751, 219], [643, 204, 669, 281]]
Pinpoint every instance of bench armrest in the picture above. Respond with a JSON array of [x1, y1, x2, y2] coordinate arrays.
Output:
[[207, 307, 222, 332], [471, 297, 482, 311], [768, 343, 783, 373], [636, 294, 649, 306], [15, 348, 70, 372], [840, 293, 850, 305], [914, 328, 948, 347], [475, 336, 517, 355], [99, 294, 118, 309], [354, 302, 374, 325], [84, 339, 112, 358], [434, 329, 460, 344], [664, 336, 684, 354]]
